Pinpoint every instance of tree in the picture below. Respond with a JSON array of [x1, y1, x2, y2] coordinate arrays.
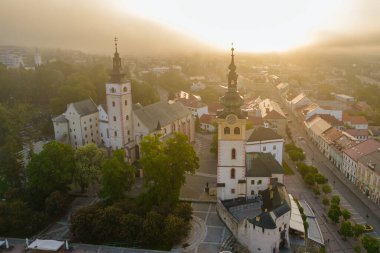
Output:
[[341, 208, 351, 221], [100, 149, 135, 203], [322, 184, 332, 194], [174, 202, 193, 222], [142, 211, 165, 246], [362, 235, 380, 253], [45, 191, 69, 218], [328, 204, 341, 223], [120, 213, 143, 244], [26, 141, 75, 208], [353, 223, 365, 238], [315, 173, 327, 184], [140, 133, 199, 209], [70, 205, 100, 243], [322, 197, 330, 206], [164, 214, 189, 246], [340, 221, 354, 240], [304, 173, 315, 186], [331, 195, 341, 206], [74, 144, 106, 193]]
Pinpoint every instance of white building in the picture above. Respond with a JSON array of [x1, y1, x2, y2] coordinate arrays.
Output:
[[342, 139, 380, 183], [216, 48, 290, 253], [288, 93, 312, 111], [53, 43, 194, 161], [300, 103, 342, 121]]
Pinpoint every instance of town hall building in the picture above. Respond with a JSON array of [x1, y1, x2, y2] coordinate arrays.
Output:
[[52, 41, 194, 161], [216, 47, 290, 253]]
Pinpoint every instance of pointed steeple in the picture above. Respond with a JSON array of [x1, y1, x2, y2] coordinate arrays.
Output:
[[219, 45, 245, 119], [110, 36, 124, 83]]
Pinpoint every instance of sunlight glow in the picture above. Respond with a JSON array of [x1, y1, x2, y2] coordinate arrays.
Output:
[[113, 0, 354, 52]]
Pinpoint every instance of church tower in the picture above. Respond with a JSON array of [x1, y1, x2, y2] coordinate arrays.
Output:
[[217, 47, 247, 200], [106, 38, 134, 157]]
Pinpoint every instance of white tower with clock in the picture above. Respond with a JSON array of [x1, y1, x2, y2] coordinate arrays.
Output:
[[216, 47, 247, 200]]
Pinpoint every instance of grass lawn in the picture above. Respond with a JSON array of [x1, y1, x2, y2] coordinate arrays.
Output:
[[283, 161, 294, 175]]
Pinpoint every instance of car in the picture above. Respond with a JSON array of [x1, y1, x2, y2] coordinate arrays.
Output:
[[362, 224, 374, 232]]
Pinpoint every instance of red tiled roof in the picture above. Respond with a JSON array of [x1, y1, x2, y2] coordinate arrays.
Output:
[[342, 113, 368, 125], [345, 129, 369, 137], [248, 116, 264, 126], [263, 110, 286, 119], [200, 114, 216, 125], [322, 127, 344, 142], [177, 98, 206, 109], [207, 103, 224, 115], [344, 139, 380, 161]]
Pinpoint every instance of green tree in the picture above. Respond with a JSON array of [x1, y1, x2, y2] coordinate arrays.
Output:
[[120, 213, 143, 244], [92, 206, 124, 243], [328, 204, 341, 223], [341, 209, 351, 221], [331, 195, 341, 206], [315, 173, 327, 184], [45, 191, 69, 218], [164, 214, 189, 246], [322, 197, 330, 206], [142, 211, 165, 246], [100, 149, 135, 203], [362, 234, 380, 253], [322, 184, 332, 194], [340, 221, 354, 240], [26, 141, 75, 209], [70, 205, 99, 243], [140, 133, 199, 209], [74, 144, 106, 193], [353, 223, 365, 238], [304, 173, 315, 186]]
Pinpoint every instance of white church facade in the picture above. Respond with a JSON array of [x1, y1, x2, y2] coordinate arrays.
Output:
[[216, 48, 290, 253], [52, 42, 194, 161]]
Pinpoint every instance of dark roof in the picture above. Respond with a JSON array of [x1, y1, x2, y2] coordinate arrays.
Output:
[[247, 127, 282, 142], [133, 101, 190, 132], [250, 211, 277, 229], [72, 99, 98, 116], [52, 114, 67, 123], [246, 153, 284, 177]]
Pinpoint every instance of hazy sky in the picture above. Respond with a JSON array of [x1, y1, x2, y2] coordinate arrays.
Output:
[[1, 0, 380, 55]]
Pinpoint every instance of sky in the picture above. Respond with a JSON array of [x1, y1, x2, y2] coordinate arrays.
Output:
[[1, 0, 380, 55]]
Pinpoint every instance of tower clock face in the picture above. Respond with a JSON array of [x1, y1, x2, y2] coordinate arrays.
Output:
[[226, 114, 237, 124]]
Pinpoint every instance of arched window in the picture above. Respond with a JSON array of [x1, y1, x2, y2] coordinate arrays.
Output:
[[231, 148, 236, 159], [110, 87, 116, 93], [125, 100, 127, 106], [234, 127, 240, 135], [113, 116, 117, 121], [123, 87, 128, 92], [224, 127, 230, 134], [112, 101, 115, 107], [230, 168, 235, 179], [126, 115, 129, 120]]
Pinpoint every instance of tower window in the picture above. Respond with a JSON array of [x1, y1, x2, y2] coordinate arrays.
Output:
[[112, 101, 115, 107], [230, 168, 235, 179], [231, 188, 235, 194], [125, 100, 127, 106], [231, 148, 236, 159], [234, 127, 240, 135], [114, 131, 117, 137], [273, 145, 276, 150], [126, 115, 129, 120], [224, 127, 230, 134], [123, 87, 127, 92], [263, 146, 266, 151], [110, 87, 116, 93], [113, 116, 117, 121]]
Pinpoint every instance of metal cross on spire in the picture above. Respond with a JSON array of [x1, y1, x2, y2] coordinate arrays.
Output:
[[114, 36, 118, 52], [231, 42, 234, 56]]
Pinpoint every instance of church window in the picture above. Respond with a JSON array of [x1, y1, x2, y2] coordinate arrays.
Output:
[[74, 135, 76, 140], [114, 131, 117, 137], [123, 87, 127, 92], [112, 101, 115, 107], [70, 128, 72, 132], [125, 100, 127, 106], [84, 127, 87, 131], [234, 127, 240, 135], [75, 142, 77, 146], [251, 190, 255, 195], [128, 138, 130, 142], [85, 134, 87, 138], [251, 180, 255, 184], [263, 146, 266, 151], [89, 118, 92, 122], [110, 87, 116, 93], [101, 133, 103, 137], [90, 125, 92, 129], [113, 116, 117, 121], [231, 148, 236, 159], [91, 133, 93, 136], [126, 115, 129, 120], [127, 130, 130, 135], [230, 168, 235, 179], [224, 127, 230, 134], [258, 180, 262, 184], [231, 188, 235, 194], [273, 145, 276, 150], [138, 122, 140, 127]]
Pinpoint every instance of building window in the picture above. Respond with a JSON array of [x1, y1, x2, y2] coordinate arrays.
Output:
[[251, 190, 255, 195], [125, 100, 127, 106], [127, 130, 130, 135], [90, 125, 92, 129], [126, 115, 129, 120], [273, 145, 276, 150], [70, 128, 72, 132], [89, 118, 92, 122], [101, 133, 103, 137], [138, 122, 140, 127], [230, 168, 235, 179], [113, 116, 117, 121], [251, 180, 255, 184], [114, 131, 117, 137], [74, 135, 76, 140], [123, 87, 127, 92], [234, 127, 240, 135], [112, 101, 115, 107], [263, 146, 266, 151], [231, 188, 235, 194], [231, 148, 236, 159], [258, 180, 262, 185], [224, 127, 230, 134], [84, 127, 87, 131], [110, 87, 116, 93]]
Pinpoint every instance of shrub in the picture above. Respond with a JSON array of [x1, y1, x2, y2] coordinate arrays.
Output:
[[341, 209, 351, 221], [322, 184, 332, 194], [315, 173, 327, 184], [322, 197, 330, 206], [331, 195, 340, 206]]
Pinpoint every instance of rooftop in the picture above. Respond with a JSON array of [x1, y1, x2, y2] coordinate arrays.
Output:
[[199, 114, 216, 125], [343, 113, 368, 125], [345, 129, 369, 137], [70, 99, 98, 116], [246, 127, 282, 142], [344, 139, 380, 161], [246, 152, 284, 177], [358, 150, 380, 174]]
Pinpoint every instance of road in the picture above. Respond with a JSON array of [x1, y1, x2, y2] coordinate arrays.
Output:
[[287, 108, 380, 240]]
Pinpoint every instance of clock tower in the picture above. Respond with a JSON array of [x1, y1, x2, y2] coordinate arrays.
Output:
[[217, 47, 247, 200]]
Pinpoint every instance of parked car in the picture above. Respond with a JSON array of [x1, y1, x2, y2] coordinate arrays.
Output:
[[362, 224, 374, 232]]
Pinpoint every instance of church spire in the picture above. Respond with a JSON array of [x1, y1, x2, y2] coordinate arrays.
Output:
[[219, 45, 245, 119], [110, 36, 124, 83]]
